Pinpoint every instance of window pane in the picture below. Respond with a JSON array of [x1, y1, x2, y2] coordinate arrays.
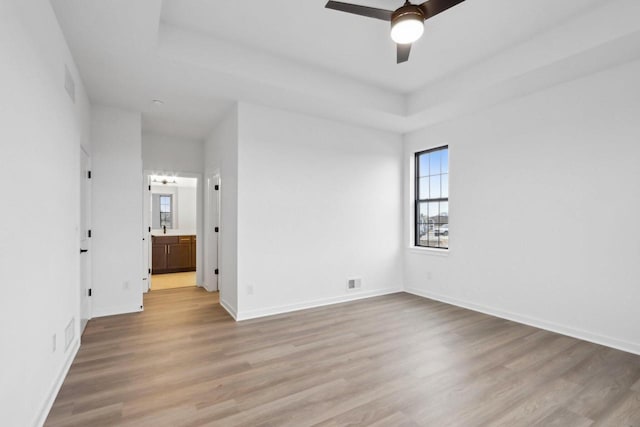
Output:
[[415, 147, 448, 249], [418, 202, 429, 223], [439, 202, 448, 223], [418, 153, 429, 177], [418, 225, 429, 246], [439, 223, 449, 247], [418, 177, 429, 199], [435, 224, 449, 245], [441, 174, 449, 198], [428, 202, 439, 222], [430, 175, 441, 199], [429, 150, 441, 175], [441, 149, 449, 174], [429, 232, 439, 248]]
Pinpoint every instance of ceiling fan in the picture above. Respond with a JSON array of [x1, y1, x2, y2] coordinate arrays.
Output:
[[325, 0, 466, 63]]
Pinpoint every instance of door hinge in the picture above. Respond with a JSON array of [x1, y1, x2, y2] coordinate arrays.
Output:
[[88, 229, 92, 238], [88, 288, 92, 297], [148, 185, 151, 191], [87, 170, 92, 179], [214, 269, 219, 275], [148, 226, 151, 232], [148, 268, 151, 274], [214, 184, 219, 191], [214, 226, 219, 233]]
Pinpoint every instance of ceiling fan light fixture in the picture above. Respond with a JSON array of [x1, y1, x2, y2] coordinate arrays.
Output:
[[390, 6, 424, 44]]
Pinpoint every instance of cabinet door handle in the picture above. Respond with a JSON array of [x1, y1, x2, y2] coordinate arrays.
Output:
[[168, 245, 170, 255]]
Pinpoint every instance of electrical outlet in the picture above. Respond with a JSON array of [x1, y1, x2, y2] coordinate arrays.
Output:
[[52, 334, 57, 353], [247, 285, 254, 295], [347, 278, 362, 290], [123, 280, 130, 290], [427, 272, 432, 280]]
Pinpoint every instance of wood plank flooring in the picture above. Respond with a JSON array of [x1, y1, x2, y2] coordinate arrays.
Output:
[[45, 288, 640, 426], [151, 272, 197, 290]]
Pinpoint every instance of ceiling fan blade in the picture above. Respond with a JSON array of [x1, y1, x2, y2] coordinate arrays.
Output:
[[419, 0, 466, 20], [325, 1, 393, 21], [397, 43, 411, 63]]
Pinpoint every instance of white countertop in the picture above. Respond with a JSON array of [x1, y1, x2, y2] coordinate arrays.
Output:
[[151, 229, 196, 236]]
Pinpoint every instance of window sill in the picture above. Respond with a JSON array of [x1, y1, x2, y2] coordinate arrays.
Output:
[[408, 246, 450, 256]]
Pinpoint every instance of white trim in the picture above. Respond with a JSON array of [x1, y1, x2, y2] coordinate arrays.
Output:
[[236, 287, 403, 321], [33, 338, 80, 427], [405, 287, 640, 356], [219, 297, 237, 320], [92, 304, 143, 318], [144, 170, 205, 290], [202, 282, 217, 293], [407, 246, 450, 256]]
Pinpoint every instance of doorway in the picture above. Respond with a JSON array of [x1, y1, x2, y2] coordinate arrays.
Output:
[[144, 174, 201, 291]]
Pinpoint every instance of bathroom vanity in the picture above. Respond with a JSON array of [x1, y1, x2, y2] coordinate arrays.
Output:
[[151, 234, 196, 274]]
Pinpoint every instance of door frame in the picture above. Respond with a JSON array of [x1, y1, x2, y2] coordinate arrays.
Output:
[[204, 171, 220, 292], [80, 146, 92, 332], [143, 170, 204, 291]]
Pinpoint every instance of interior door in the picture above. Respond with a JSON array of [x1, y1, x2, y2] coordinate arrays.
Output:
[[80, 147, 92, 332], [207, 174, 220, 291]]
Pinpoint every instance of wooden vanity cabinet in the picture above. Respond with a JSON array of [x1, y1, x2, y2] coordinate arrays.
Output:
[[152, 235, 196, 274]]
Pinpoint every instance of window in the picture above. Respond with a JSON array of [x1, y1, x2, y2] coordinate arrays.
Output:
[[415, 146, 448, 249], [159, 194, 173, 229]]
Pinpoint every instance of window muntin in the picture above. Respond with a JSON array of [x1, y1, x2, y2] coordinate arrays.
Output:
[[415, 146, 448, 249]]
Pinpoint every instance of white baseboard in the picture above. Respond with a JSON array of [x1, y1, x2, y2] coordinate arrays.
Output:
[[202, 283, 218, 293], [405, 287, 640, 356], [236, 287, 403, 321], [33, 338, 80, 427], [219, 297, 237, 320], [92, 304, 143, 318]]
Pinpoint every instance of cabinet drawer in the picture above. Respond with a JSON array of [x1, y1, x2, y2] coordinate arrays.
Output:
[[153, 236, 178, 244]]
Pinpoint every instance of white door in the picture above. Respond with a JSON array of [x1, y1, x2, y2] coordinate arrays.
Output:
[[80, 148, 92, 332], [206, 174, 220, 291]]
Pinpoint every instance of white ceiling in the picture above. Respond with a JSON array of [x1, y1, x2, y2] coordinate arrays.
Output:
[[50, 0, 640, 139], [161, 0, 600, 93]]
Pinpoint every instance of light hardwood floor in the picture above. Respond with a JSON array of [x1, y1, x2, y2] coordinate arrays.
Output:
[[151, 272, 197, 290], [46, 289, 640, 426]]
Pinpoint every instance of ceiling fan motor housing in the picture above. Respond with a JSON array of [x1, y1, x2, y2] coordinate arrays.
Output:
[[391, 4, 425, 28]]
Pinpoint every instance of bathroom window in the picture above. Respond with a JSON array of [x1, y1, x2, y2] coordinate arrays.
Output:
[[415, 146, 448, 249], [159, 195, 173, 229]]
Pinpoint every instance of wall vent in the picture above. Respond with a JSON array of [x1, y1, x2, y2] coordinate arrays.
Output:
[[64, 65, 76, 103], [347, 278, 362, 290], [64, 317, 75, 351]]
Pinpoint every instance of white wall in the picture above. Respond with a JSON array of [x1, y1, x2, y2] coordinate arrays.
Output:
[[91, 106, 144, 317], [0, 1, 90, 425], [236, 103, 403, 319], [142, 132, 203, 173], [404, 59, 640, 354], [177, 185, 197, 231], [150, 184, 197, 233], [204, 108, 239, 315]]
